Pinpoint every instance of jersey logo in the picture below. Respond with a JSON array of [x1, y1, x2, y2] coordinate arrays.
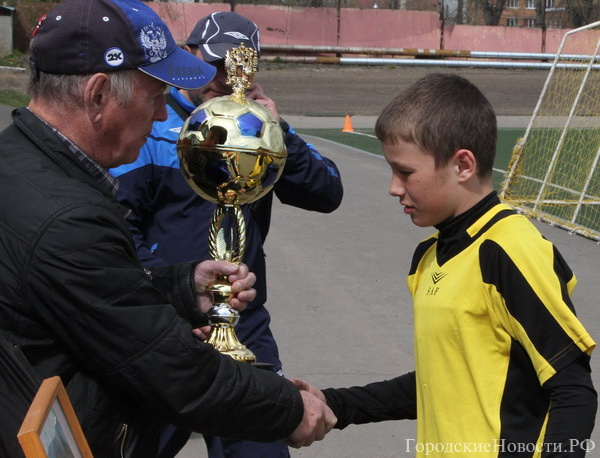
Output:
[[431, 271, 448, 284]]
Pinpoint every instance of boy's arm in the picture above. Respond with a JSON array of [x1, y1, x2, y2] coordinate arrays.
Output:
[[542, 353, 597, 457], [247, 83, 342, 213], [320, 371, 417, 429]]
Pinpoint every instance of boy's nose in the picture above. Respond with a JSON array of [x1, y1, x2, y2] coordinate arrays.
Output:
[[389, 177, 405, 197]]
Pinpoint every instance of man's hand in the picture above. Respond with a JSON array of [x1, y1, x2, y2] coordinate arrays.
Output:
[[191, 326, 211, 340], [290, 378, 327, 403], [247, 83, 280, 121], [193, 260, 257, 314], [285, 390, 337, 448]]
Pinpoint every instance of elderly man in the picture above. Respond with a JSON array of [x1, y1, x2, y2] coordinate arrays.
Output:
[[0, 0, 335, 456]]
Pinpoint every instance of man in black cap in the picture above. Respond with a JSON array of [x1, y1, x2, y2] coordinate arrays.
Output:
[[110, 10, 343, 458], [0, 1, 336, 457]]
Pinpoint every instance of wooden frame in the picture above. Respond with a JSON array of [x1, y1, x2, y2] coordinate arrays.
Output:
[[17, 376, 93, 458]]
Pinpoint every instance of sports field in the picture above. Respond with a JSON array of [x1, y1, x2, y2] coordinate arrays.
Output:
[[298, 125, 600, 242], [297, 127, 526, 190]]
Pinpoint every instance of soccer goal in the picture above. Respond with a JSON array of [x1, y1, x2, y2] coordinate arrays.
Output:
[[499, 21, 600, 242]]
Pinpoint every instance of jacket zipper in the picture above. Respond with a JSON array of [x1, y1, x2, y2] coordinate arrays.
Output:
[[115, 423, 129, 458]]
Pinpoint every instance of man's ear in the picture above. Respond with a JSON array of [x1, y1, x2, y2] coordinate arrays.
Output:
[[454, 149, 477, 182], [83, 73, 110, 123], [183, 44, 196, 56]]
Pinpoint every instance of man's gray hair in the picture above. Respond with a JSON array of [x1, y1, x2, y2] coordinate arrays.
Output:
[[28, 67, 136, 109]]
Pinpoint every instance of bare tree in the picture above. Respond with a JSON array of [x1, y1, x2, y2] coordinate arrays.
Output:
[[564, 0, 598, 27], [481, 0, 507, 24], [456, 0, 465, 23], [535, 0, 547, 28]]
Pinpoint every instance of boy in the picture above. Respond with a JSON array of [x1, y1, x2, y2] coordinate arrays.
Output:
[[295, 73, 597, 457]]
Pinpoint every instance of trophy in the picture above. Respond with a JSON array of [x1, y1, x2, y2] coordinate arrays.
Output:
[[176, 44, 287, 364]]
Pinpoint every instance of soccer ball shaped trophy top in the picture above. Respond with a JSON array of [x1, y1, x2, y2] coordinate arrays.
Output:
[[177, 44, 287, 363]]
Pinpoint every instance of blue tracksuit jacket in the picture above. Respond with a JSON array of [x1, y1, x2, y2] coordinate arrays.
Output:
[[110, 87, 343, 370]]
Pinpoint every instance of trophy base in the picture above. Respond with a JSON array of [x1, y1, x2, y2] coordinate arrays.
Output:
[[207, 324, 257, 364]]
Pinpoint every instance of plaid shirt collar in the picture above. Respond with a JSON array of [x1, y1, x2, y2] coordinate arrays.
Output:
[[31, 109, 119, 196]]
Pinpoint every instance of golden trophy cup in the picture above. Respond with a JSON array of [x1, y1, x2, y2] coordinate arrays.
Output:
[[177, 44, 287, 364]]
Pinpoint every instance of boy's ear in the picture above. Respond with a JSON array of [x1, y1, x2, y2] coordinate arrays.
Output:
[[454, 149, 477, 181]]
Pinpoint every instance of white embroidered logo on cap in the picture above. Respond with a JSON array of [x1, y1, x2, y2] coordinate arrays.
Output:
[[225, 31, 250, 41], [140, 24, 168, 63], [105, 47, 125, 67]]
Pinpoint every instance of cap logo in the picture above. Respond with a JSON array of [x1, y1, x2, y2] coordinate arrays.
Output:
[[225, 31, 250, 41], [140, 24, 168, 64], [105, 47, 125, 67]]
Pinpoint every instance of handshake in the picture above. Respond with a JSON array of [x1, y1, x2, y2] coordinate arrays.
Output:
[[286, 379, 336, 448]]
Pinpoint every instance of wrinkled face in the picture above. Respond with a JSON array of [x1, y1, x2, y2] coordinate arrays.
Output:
[[101, 72, 168, 167], [383, 139, 460, 228]]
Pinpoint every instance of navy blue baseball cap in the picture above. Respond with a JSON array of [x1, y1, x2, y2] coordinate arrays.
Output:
[[30, 0, 216, 90], [186, 12, 260, 62]]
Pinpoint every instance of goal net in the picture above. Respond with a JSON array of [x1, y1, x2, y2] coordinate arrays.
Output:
[[499, 21, 600, 242]]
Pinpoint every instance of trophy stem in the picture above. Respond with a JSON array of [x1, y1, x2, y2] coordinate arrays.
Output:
[[205, 208, 257, 363]]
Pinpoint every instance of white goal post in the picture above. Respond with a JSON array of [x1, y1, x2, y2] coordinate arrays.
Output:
[[499, 21, 600, 242]]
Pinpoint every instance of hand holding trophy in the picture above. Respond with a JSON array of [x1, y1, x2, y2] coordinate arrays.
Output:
[[177, 44, 287, 364]]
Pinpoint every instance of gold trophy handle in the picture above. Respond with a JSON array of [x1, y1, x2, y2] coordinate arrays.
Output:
[[208, 205, 246, 264]]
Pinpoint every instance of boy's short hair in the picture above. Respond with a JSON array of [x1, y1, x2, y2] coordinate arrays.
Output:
[[375, 73, 497, 177]]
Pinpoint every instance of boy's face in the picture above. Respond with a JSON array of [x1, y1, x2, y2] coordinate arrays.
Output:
[[383, 139, 465, 228]]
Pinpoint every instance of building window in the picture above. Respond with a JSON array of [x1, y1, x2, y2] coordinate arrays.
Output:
[[526, 0, 535, 8], [546, 19, 563, 28], [508, 0, 519, 8], [507, 17, 519, 26], [525, 17, 536, 27], [545, 0, 554, 7]]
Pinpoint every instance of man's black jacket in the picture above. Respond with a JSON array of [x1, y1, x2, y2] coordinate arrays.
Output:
[[0, 108, 303, 457]]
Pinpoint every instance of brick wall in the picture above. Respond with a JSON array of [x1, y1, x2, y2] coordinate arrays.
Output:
[[147, 3, 588, 54]]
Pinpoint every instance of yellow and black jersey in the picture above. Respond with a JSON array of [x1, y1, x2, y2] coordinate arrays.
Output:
[[409, 195, 595, 457]]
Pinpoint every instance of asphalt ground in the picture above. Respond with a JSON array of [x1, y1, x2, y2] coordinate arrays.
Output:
[[1, 106, 598, 457], [178, 132, 600, 458]]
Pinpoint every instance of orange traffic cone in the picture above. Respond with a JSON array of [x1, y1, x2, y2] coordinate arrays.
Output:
[[342, 115, 354, 133]]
